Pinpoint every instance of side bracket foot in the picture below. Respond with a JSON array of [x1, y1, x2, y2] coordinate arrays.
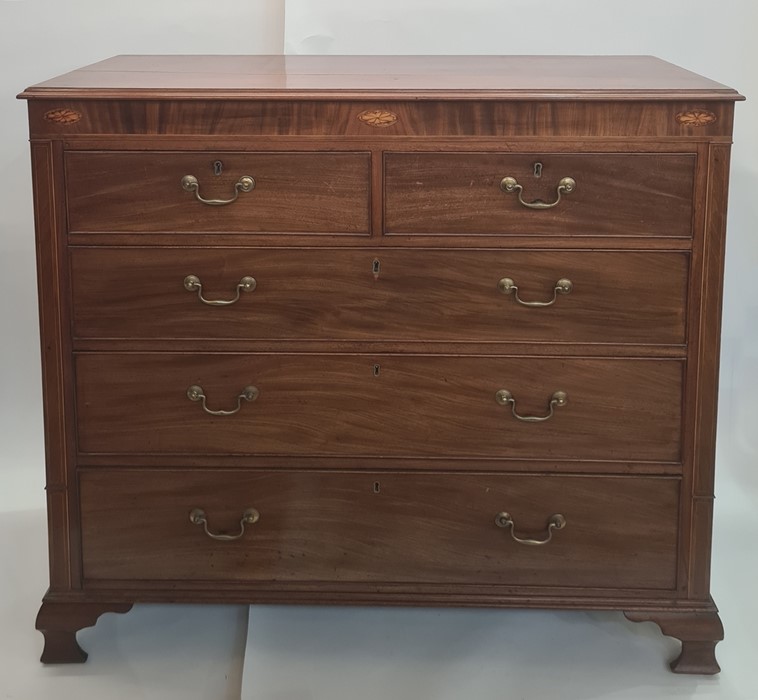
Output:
[[36, 599, 133, 664], [624, 609, 724, 675]]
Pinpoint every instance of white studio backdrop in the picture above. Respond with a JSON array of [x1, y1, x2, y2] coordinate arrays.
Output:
[[0, 0, 753, 536]]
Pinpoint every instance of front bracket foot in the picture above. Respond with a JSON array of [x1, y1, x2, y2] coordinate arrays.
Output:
[[624, 609, 723, 675], [36, 600, 133, 664]]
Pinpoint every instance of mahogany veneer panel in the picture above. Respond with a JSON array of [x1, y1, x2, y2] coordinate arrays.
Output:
[[66, 151, 371, 234], [80, 470, 680, 589], [26, 99, 735, 138], [385, 153, 695, 237], [156, 100, 734, 138], [70, 247, 689, 344], [75, 353, 683, 461]]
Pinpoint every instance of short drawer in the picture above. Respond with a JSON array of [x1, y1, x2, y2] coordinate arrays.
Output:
[[75, 354, 683, 462], [70, 247, 689, 345], [65, 151, 371, 234], [384, 153, 695, 237], [80, 470, 679, 590]]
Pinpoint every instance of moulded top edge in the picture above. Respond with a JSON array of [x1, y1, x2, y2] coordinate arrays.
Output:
[[17, 88, 746, 102], [17, 55, 744, 102]]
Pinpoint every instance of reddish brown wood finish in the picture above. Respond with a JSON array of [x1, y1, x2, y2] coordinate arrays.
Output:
[[20, 56, 739, 673], [36, 600, 132, 663], [69, 247, 689, 344], [19, 55, 741, 101], [624, 609, 724, 674], [385, 153, 695, 237], [26, 99, 736, 138], [30, 141, 82, 592], [79, 470, 679, 589], [65, 151, 370, 234], [74, 353, 683, 461]]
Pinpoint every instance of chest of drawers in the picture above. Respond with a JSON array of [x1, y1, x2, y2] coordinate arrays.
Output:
[[20, 55, 742, 675]]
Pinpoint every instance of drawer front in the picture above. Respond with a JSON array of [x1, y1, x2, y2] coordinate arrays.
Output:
[[385, 153, 695, 237], [80, 470, 679, 590], [65, 152, 371, 234], [71, 247, 688, 345], [76, 354, 683, 461]]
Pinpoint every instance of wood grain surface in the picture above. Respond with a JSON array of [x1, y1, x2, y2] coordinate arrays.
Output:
[[25, 99, 735, 138], [79, 469, 680, 589], [70, 247, 689, 344], [74, 353, 683, 461], [65, 151, 371, 234], [22, 55, 739, 670], [19, 55, 743, 101], [385, 153, 695, 237]]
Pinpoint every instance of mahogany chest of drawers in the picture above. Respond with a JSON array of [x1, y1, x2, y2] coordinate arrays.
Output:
[[20, 55, 742, 674]]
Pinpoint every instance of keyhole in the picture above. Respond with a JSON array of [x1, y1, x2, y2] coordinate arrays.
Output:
[[372, 364, 381, 377], [213, 160, 223, 176], [533, 162, 543, 178], [373, 482, 381, 493], [372, 259, 381, 274]]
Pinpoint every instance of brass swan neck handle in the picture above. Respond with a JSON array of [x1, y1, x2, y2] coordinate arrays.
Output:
[[500, 175, 576, 209], [184, 274, 257, 306], [189, 508, 260, 541], [495, 389, 568, 422], [498, 277, 573, 307], [186, 385, 259, 416], [181, 174, 255, 206], [495, 512, 567, 546]]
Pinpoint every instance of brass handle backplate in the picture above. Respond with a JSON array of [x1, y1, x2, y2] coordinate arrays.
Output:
[[181, 174, 255, 206], [184, 274, 257, 306], [495, 389, 567, 422], [495, 512, 566, 546], [500, 176, 576, 209], [189, 508, 260, 541], [187, 384, 259, 416], [498, 277, 573, 307]]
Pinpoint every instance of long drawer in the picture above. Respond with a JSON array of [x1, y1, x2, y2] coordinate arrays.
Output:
[[75, 354, 683, 461], [80, 470, 680, 589], [70, 247, 689, 344], [384, 152, 696, 237], [65, 151, 371, 234]]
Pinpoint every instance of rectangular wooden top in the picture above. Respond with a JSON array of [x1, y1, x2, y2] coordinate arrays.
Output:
[[19, 55, 743, 101]]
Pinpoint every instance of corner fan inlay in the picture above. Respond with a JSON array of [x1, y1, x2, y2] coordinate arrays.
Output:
[[675, 109, 717, 127], [43, 108, 81, 124]]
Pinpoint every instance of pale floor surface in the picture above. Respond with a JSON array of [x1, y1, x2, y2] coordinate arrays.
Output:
[[1, 479, 756, 700]]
